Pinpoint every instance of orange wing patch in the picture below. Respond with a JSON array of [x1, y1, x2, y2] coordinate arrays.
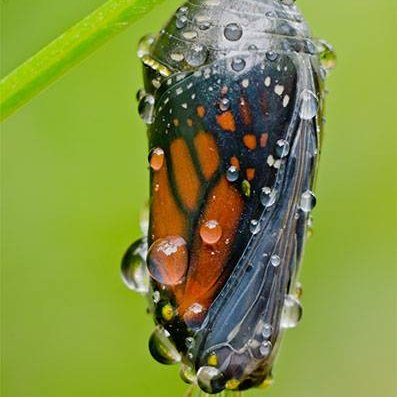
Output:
[[194, 131, 220, 180], [150, 159, 187, 242], [243, 134, 257, 150], [178, 177, 244, 315], [170, 138, 201, 211], [216, 111, 236, 132]]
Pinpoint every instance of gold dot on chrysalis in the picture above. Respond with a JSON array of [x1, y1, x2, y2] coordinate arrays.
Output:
[[200, 220, 222, 245], [149, 147, 165, 171]]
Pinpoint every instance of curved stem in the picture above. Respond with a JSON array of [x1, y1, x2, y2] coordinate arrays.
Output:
[[0, 0, 166, 122]]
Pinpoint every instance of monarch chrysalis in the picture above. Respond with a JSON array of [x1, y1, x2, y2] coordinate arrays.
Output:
[[122, 0, 335, 393]]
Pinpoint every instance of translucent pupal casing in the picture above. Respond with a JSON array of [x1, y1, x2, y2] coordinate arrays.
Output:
[[129, 0, 334, 393]]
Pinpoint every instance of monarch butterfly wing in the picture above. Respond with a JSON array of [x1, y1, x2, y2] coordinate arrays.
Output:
[[147, 51, 302, 326]]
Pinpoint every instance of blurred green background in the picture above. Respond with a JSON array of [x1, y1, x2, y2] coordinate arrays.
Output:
[[1, 1, 396, 396]]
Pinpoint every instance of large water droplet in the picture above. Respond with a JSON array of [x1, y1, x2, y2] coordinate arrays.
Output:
[[224, 23, 243, 41], [300, 190, 317, 212], [280, 295, 303, 329], [149, 147, 165, 171], [260, 187, 276, 207], [148, 326, 181, 365], [138, 94, 155, 124], [250, 219, 261, 235], [200, 220, 222, 245], [197, 366, 225, 394], [275, 139, 290, 158], [147, 236, 188, 285], [185, 44, 208, 67], [299, 90, 318, 120], [231, 58, 246, 72], [120, 238, 149, 293], [226, 165, 239, 182]]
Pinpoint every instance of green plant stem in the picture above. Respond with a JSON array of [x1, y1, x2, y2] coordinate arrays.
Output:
[[0, 0, 166, 122]]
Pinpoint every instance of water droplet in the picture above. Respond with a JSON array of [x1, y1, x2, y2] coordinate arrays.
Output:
[[120, 238, 149, 293], [176, 6, 188, 17], [270, 254, 281, 267], [248, 44, 258, 51], [262, 323, 272, 339], [152, 290, 160, 303], [280, 295, 303, 329], [149, 147, 165, 171], [138, 94, 155, 124], [185, 44, 208, 67], [183, 303, 206, 329], [200, 220, 223, 245], [136, 88, 146, 102], [226, 166, 239, 182], [318, 39, 337, 72], [219, 98, 230, 111], [250, 219, 261, 235], [231, 58, 246, 72], [148, 326, 181, 365], [259, 341, 272, 357], [180, 364, 196, 384], [260, 187, 276, 207], [185, 337, 195, 349], [300, 190, 316, 212], [147, 236, 188, 285], [197, 366, 225, 394], [266, 51, 279, 62], [137, 33, 156, 58], [275, 139, 290, 158], [224, 23, 243, 41], [176, 16, 188, 29], [299, 90, 318, 120]]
